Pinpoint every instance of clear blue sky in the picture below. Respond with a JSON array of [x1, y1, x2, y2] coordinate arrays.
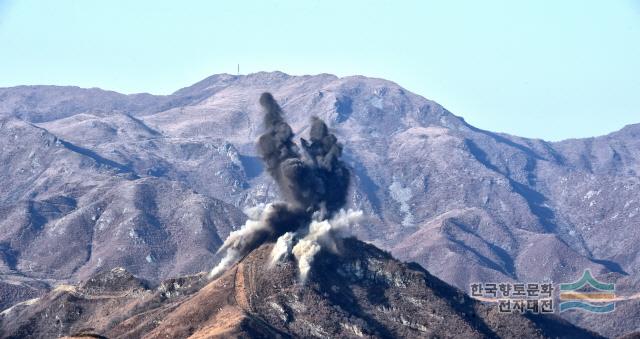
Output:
[[1, 0, 638, 141]]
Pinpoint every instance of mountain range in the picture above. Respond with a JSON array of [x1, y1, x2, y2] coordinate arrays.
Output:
[[0, 72, 638, 337]]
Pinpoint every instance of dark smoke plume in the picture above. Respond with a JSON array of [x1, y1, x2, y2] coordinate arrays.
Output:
[[257, 92, 350, 219], [210, 92, 351, 278]]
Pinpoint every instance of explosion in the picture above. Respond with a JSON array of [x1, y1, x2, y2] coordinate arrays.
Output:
[[209, 92, 360, 282]]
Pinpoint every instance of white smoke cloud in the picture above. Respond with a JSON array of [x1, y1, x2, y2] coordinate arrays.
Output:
[[210, 204, 363, 283], [292, 209, 364, 283], [270, 231, 295, 267], [292, 239, 321, 282], [208, 247, 240, 279], [209, 203, 272, 279]]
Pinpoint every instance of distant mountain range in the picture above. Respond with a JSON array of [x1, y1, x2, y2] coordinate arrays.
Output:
[[0, 72, 638, 336]]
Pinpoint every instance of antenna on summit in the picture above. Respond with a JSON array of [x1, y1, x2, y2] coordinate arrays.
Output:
[[237, 64, 240, 75]]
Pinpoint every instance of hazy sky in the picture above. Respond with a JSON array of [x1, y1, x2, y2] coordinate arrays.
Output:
[[1, 0, 638, 141]]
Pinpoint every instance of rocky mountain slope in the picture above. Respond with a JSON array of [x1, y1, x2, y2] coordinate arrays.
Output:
[[0, 72, 638, 336], [0, 238, 601, 339], [0, 116, 246, 309]]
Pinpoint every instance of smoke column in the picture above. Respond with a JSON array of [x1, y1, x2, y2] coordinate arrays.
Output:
[[257, 92, 350, 219], [210, 92, 353, 280]]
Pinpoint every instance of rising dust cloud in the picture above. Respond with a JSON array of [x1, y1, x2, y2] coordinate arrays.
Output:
[[209, 92, 362, 282]]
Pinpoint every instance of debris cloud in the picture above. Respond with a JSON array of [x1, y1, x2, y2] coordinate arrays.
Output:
[[210, 92, 357, 282]]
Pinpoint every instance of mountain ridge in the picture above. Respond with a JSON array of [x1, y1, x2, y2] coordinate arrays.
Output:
[[0, 238, 603, 339], [3, 71, 637, 142], [0, 72, 638, 336]]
